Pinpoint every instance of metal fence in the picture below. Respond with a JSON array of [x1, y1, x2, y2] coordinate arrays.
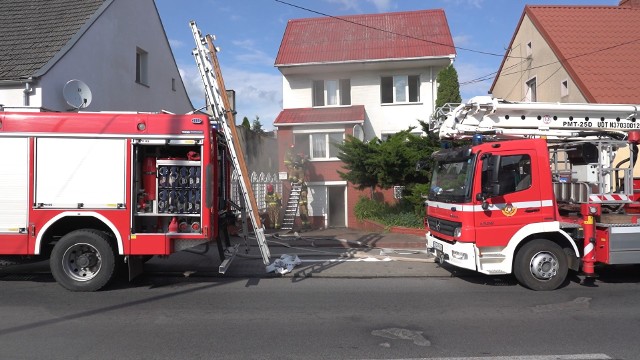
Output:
[[231, 171, 283, 212]]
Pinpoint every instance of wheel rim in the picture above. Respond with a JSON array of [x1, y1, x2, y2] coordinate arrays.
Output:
[[61, 243, 102, 282], [529, 250, 559, 281]]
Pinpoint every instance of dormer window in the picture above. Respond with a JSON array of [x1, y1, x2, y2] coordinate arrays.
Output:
[[312, 79, 351, 107]]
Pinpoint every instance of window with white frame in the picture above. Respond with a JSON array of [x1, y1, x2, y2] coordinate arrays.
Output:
[[310, 132, 343, 159], [136, 47, 149, 86], [312, 79, 351, 107], [381, 75, 420, 104], [525, 77, 537, 102], [526, 41, 533, 58]]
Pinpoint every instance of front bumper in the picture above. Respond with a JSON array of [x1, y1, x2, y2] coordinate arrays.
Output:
[[426, 232, 477, 271]]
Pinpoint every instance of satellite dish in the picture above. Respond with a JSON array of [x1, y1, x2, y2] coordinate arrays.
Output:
[[353, 124, 364, 141], [63, 79, 92, 109]]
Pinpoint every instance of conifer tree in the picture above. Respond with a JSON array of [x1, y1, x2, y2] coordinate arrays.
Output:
[[436, 64, 462, 108]]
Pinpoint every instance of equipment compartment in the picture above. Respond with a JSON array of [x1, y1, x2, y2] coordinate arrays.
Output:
[[132, 142, 204, 234], [156, 160, 201, 215]]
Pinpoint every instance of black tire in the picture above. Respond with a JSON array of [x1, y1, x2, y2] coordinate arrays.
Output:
[[50, 229, 116, 292], [514, 239, 568, 291]]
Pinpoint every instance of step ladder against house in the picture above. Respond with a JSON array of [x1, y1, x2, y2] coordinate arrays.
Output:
[[281, 182, 303, 231], [189, 21, 270, 270]]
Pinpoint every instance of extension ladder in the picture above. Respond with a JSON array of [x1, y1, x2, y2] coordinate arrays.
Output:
[[281, 183, 302, 231], [189, 21, 270, 269]]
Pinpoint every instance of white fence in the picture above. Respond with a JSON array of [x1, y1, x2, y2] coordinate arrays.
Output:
[[231, 171, 283, 212]]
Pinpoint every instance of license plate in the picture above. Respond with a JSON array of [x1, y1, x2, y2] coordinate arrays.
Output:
[[433, 241, 443, 252]]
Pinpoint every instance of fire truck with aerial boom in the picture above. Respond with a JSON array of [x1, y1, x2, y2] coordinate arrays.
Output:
[[426, 96, 640, 290]]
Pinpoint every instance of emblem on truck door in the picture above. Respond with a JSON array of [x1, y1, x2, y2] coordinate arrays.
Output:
[[501, 203, 517, 217]]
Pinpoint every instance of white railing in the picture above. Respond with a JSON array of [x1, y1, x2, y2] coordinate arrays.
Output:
[[231, 171, 283, 212]]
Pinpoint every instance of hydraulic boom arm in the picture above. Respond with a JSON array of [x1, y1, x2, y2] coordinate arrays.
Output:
[[430, 96, 640, 141]]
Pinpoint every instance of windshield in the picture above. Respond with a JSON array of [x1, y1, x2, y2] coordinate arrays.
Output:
[[429, 156, 475, 203]]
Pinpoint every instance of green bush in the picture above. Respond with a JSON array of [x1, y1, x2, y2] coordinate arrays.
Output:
[[354, 196, 424, 229], [402, 183, 431, 216]]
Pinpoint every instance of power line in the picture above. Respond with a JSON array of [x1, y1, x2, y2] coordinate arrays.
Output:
[[274, 0, 518, 58], [275, 0, 640, 94], [460, 36, 640, 88], [499, 37, 640, 78], [459, 58, 529, 86]]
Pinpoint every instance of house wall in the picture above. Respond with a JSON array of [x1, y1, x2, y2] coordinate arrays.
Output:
[[6, 0, 192, 114], [278, 61, 448, 228], [357, 66, 438, 139], [277, 124, 353, 179], [0, 87, 32, 109], [283, 64, 442, 140], [491, 14, 587, 103], [277, 121, 401, 228]]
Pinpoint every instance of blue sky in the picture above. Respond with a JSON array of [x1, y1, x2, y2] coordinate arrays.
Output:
[[155, 0, 616, 128]]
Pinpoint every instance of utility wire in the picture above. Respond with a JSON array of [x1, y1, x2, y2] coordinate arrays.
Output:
[[274, 0, 520, 59], [460, 36, 640, 88], [275, 0, 640, 92], [499, 36, 640, 79]]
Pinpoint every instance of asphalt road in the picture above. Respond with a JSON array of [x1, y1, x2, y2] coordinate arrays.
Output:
[[1, 263, 639, 360]]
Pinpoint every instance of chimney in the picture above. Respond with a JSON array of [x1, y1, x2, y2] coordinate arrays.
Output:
[[619, 0, 640, 7]]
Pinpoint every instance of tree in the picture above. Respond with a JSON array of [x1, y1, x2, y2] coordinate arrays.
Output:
[[337, 123, 442, 218], [251, 115, 264, 134], [370, 129, 431, 188], [338, 128, 439, 190], [336, 136, 380, 190], [436, 64, 462, 108], [241, 116, 251, 130]]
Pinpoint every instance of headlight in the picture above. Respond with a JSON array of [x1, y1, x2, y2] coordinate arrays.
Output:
[[454, 227, 462, 238]]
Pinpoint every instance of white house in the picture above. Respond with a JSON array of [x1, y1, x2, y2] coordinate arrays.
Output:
[[0, 0, 192, 113], [273, 9, 456, 229]]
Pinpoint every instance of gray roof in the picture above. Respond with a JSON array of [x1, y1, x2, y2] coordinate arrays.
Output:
[[0, 0, 106, 81]]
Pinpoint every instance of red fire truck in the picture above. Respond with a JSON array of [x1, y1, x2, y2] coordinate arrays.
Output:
[[0, 110, 234, 291], [0, 22, 272, 292], [426, 96, 640, 290]]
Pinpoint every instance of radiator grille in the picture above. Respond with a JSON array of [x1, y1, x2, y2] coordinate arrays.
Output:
[[426, 216, 460, 237]]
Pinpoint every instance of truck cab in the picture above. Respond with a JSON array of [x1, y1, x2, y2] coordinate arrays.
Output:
[[426, 138, 577, 290]]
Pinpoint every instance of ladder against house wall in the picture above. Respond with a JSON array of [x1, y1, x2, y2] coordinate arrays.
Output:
[[281, 182, 302, 231], [189, 21, 270, 267]]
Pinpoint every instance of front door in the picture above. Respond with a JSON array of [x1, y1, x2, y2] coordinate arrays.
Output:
[[328, 186, 346, 227]]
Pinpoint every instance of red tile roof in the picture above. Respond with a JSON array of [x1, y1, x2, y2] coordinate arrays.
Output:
[[273, 106, 365, 126], [275, 10, 455, 66], [492, 4, 640, 103]]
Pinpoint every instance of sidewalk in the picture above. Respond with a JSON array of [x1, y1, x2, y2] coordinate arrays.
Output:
[[265, 227, 428, 249], [144, 228, 456, 279]]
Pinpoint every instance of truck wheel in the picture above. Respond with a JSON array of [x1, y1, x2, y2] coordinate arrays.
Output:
[[50, 230, 116, 292], [514, 239, 568, 291]]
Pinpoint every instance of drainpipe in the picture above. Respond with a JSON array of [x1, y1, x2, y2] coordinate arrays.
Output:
[[23, 80, 33, 106], [430, 66, 435, 112]]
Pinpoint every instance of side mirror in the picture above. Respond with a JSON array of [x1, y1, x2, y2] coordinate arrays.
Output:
[[478, 152, 501, 208], [476, 192, 490, 210]]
